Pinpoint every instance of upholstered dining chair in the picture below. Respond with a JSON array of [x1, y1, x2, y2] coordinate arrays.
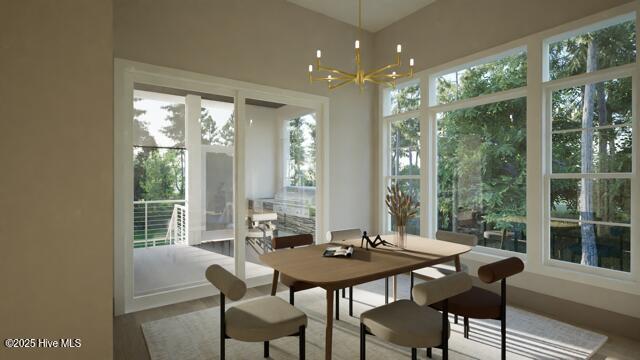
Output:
[[360, 272, 472, 360], [271, 234, 322, 304], [205, 264, 307, 360], [430, 257, 525, 360], [326, 228, 362, 317]]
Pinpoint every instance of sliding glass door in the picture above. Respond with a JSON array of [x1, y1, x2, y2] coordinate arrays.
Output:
[[242, 97, 318, 281], [130, 85, 237, 300]]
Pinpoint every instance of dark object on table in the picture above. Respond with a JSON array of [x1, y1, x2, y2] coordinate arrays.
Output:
[[360, 231, 396, 250]]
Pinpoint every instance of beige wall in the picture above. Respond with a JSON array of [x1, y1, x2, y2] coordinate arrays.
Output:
[[373, 0, 633, 72], [0, 0, 113, 359], [114, 0, 378, 232]]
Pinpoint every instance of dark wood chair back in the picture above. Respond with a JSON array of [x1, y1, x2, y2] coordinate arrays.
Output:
[[272, 234, 314, 250]]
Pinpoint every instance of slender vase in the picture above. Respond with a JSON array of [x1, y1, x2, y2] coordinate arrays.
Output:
[[395, 224, 407, 249]]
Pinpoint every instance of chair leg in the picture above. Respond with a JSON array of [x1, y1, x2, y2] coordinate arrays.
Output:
[[299, 325, 305, 360], [289, 288, 295, 305], [501, 316, 506, 360], [464, 316, 469, 339], [349, 286, 353, 317], [221, 338, 225, 360], [454, 314, 458, 324], [426, 347, 432, 358], [360, 323, 366, 360], [342, 288, 346, 298], [501, 278, 507, 360], [335, 289, 340, 320], [410, 272, 414, 301], [264, 341, 269, 358], [411, 348, 417, 360]]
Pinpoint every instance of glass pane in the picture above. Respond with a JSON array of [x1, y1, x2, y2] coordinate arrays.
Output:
[[548, 19, 636, 80], [387, 178, 420, 236], [390, 117, 420, 176], [552, 127, 632, 173], [244, 100, 317, 279], [437, 97, 527, 253], [435, 50, 526, 105], [552, 77, 632, 131], [201, 99, 235, 146], [550, 221, 630, 272], [204, 152, 234, 233], [385, 83, 420, 115], [550, 179, 631, 224], [133, 90, 185, 148]]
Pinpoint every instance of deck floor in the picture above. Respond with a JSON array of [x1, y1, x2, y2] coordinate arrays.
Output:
[[134, 244, 272, 296]]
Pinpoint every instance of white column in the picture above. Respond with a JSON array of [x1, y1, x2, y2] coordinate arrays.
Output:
[[235, 92, 247, 279], [186, 94, 202, 245], [526, 38, 543, 270]]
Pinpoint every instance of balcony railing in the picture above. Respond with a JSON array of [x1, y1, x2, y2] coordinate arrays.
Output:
[[133, 199, 186, 248]]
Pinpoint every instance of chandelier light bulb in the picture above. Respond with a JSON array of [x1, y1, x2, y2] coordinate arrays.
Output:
[[392, 71, 397, 77], [308, 64, 313, 72], [396, 44, 402, 53], [316, 50, 322, 59], [355, 40, 360, 49], [410, 58, 415, 67], [328, 75, 333, 82]]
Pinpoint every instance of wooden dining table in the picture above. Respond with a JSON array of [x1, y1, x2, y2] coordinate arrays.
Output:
[[260, 234, 472, 360]]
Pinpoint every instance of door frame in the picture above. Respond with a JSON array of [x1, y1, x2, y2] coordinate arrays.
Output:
[[114, 59, 330, 315]]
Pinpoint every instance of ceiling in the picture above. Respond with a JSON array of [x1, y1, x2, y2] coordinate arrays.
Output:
[[287, 0, 436, 32]]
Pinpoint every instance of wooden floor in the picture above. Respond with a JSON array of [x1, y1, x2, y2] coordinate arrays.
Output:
[[114, 278, 640, 360]]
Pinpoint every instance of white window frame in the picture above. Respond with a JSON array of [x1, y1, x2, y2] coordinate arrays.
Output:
[[380, 79, 424, 235], [428, 46, 529, 259], [379, 2, 640, 296], [542, 16, 637, 280]]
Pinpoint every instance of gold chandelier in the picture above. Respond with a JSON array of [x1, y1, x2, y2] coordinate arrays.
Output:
[[308, 0, 414, 90]]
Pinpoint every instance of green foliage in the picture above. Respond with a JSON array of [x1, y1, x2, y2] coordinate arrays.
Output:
[[134, 149, 185, 201], [437, 52, 527, 104], [288, 116, 316, 187], [549, 20, 636, 80]]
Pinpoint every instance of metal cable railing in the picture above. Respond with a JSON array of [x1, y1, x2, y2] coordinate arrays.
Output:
[[133, 200, 186, 248]]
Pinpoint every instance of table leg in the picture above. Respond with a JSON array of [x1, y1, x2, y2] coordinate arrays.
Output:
[[325, 288, 334, 360], [393, 275, 398, 302], [270, 270, 279, 296]]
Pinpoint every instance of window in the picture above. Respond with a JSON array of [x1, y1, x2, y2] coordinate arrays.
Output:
[[547, 14, 636, 81], [380, 8, 639, 289], [383, 81, 421, 116], [546, 14, 635, 273], [285, 114, 317, 187], [434, 49, 527, 105], [432, 50, 528, 253], [383, 82, 421, 235]]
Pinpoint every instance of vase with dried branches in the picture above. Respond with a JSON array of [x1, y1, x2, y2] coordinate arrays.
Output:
[[385, 184, 419, 249]]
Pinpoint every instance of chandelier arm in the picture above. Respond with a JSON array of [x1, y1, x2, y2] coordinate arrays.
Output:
[[317, 64, 356, 78], [368, 71, 413, 80], [329, 78, 356, 90], [365, 78, 396, 87], [311, 75, 353, 82], [364, 61, 401, 79]]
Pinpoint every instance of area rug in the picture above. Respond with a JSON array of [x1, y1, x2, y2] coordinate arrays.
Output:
[[142, 289, 607, 359]]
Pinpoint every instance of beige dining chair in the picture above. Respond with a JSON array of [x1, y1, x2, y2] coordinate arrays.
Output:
[[326, 228, 362, 317], [206, 264, 307, 360], [360, 272, 472, 360]]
